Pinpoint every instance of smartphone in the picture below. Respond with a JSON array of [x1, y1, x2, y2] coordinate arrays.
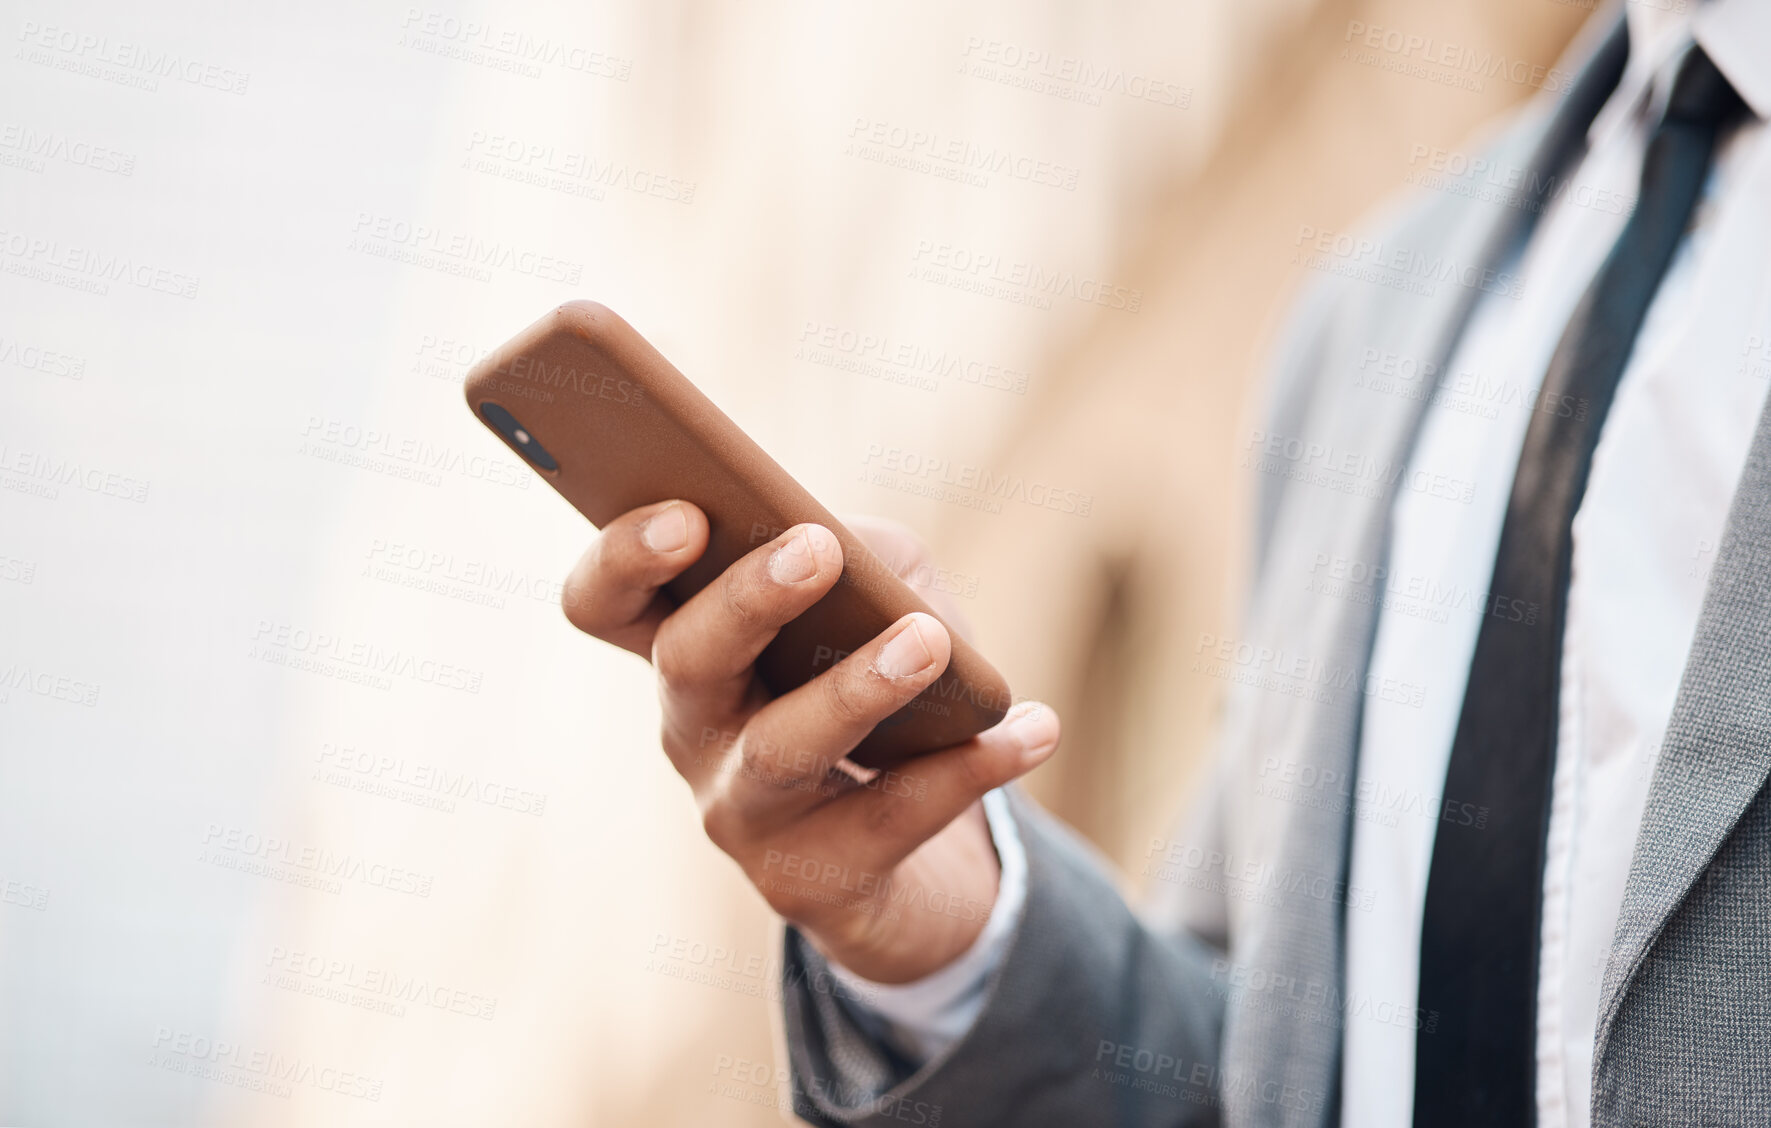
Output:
[[463, 301, 1011, 767]]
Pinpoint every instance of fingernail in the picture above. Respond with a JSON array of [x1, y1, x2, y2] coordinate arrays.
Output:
[[875, 617, 934, 679], [641, 504, 688, 553], [769, 531, 819, 584], [1006, 702, 1059, 765], [803, 524, 836, 556]]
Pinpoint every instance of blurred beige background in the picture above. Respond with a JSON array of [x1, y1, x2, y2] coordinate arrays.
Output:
[[0, 0, 1584, 1124]]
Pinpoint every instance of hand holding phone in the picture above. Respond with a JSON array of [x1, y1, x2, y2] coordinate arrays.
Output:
[[464, 302, 1061, 982], [555, 494, 1060, 981], [465, 300, 1010, 767]]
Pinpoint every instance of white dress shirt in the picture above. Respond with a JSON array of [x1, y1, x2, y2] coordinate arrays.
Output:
[[828, 5, 1771, 1126]]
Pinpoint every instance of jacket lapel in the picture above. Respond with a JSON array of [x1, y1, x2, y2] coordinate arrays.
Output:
[[1595, 381, 1771, 1057]]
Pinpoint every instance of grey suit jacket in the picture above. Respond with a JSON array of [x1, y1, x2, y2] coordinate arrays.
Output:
[[779, 16, 1771, 1126]]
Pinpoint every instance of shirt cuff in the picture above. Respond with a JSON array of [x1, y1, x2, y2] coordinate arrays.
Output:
[[821, 788, 1028, 1065]]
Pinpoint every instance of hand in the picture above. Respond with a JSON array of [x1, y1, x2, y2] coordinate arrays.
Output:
[[560, 500, 1060, 983]]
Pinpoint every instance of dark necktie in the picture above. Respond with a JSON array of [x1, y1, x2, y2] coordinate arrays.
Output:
[[1413, 44, 1746, 1127]]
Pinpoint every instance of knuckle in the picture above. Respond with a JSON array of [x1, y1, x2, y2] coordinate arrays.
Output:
[[862, 794, 908, 839], [560, 579, 600, 633], [650, 629, 699, 696], [822, 665, 881, 727], [665, 720, 715, 775], [737, 735, 785, 788], [720, 571, 770, 632], [739, 852, 802, 917], [699, 798, 745, 856], [953, 743, 1003, 796], [756, 878, 803, 920], [560, 536, 632, 635]]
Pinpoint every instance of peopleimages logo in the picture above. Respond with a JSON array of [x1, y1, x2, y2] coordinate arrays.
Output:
[[248, 619, 485, 695], [0, 663, 100, 707], [463, 131, 696, 204], [1341, 20, 1572, 95], [960, 37, 1192, 109], [861, 443, 1094, 517], [397, 8, 633, 81], [910, 239, 1142, 312], [1304, 550, 1538, 627], [316, 738, 548, 816], [0, 438, 151, 503], [0, 334, 86, 379], [1404, 144, 1634, 217], [796, 320, 1030, 396], [299, 415, 530, 490], [347, 212, 583, 285], [0, 229, 199, 299], [1243, 427, 1477, 506], [148, 1028, 381, 1101], [1191, 631, 1426, 710], [14, 21, 251, 94], [0, 123, 135, 175], [262, 944, 498, 1020], [199, 823, 436, 898], [1293, 224, 1522, 301], [846, 117, 1079, 190]]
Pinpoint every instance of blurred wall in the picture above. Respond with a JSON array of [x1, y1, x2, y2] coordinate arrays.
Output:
[[0, 1, 1582, 1125]]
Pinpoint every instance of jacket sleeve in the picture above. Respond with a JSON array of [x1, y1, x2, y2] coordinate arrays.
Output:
[[779, 789, 1228, 1128]]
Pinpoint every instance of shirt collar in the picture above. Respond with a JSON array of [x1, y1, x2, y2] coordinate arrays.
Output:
[[1695, 0, 1771, 119], [1585, 0, 1767, 151]]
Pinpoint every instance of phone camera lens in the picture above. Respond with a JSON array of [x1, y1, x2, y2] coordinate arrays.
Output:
[[478, 401, 559, 472]]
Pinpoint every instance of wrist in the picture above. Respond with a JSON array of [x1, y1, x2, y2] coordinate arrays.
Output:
[[820, 788, 1027, 984], [800, 847, 998, 983]]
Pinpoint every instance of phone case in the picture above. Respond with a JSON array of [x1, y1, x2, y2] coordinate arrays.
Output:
[[464, 301, 1012, 767]]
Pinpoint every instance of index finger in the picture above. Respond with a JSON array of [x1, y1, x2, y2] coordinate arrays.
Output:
[[560, 499, 710, 656]]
